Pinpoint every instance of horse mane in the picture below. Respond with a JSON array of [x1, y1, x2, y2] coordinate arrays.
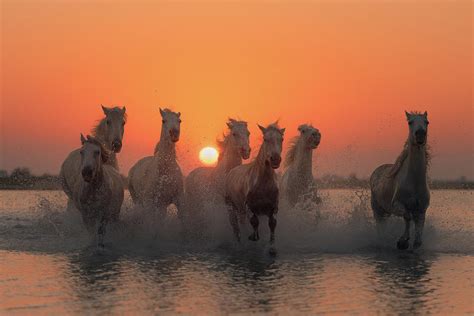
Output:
[[388, 140, 431, 177], [91, 106, 127, 140], [284, 124, 313, 168], [83, 135, 111, 163], [284, 136, 301, 168], [216, 118, 247, 158]]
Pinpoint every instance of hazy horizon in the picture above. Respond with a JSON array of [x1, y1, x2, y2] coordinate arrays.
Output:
[[1, 1, 472, 180]]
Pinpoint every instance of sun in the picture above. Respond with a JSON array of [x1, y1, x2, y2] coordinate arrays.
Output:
[[199, 147, 219, 165]]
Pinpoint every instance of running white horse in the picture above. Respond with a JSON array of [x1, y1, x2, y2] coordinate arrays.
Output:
[[370, 111, 430, 250], [60, 135, 124, 248], [225, 123, 285, 253], [128, 108, 184, 215], [60, 105, 126, 215], [91, 105, 127, 170], [184, 119, 250, 218], [280, 124, 321, 208]]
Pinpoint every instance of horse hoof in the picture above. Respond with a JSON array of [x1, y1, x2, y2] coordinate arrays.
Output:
[[413, 240, 422, 249], [397, 238, 410, 250], [269, 247, 277, 256]]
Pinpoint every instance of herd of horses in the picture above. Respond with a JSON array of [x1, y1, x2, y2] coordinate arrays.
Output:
[[59, 105, 430, 253]]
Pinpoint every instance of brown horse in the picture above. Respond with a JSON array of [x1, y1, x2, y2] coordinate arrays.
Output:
[[225, 123, 285, 253]]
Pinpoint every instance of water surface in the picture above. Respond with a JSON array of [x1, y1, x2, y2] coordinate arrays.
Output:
[[1, 190, 472, 314]]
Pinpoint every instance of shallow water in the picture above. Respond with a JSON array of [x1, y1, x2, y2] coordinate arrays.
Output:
[[1, 190, 473, 314]]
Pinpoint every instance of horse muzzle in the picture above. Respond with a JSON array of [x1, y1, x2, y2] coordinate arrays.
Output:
[[415, 130, 427, 145], [169, 130, 180, 143], [112, 140, 122, 153], [241, 148, 251, 160], [81, 168, 94, 182], [270, 155, 281, 169]]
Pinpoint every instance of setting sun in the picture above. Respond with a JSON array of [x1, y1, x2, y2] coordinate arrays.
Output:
[[199, 147, 219, 165]]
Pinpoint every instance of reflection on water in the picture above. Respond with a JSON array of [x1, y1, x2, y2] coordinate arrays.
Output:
[[2, 250, 472, 314], [370, 252, 434, 314], [0, 190, 473, 314]]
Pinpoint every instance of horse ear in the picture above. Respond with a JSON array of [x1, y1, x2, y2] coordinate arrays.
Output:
[[226, 122, 233, 129], [80, 133, 86, 144], [101, 105, 109, 115], [177, 112, 181, 117], [405, 111, 411, 120], [159, 107, 164, 116], [122, 106, 126, 113], [423, 111, 428, 117], [280, 128, 286, 135], [258, 124, 266, 134]]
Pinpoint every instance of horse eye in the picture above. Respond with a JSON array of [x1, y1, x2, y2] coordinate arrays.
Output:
[[426, 121, 429, 125], [178, 119, 182, 123], [233, 133, 237, 137], [106, 120, 111, 125], [408, 121, 413, 125], [162, 120, 166, 124], [80, 150, 84, 155], [94, 151, 100, 156], [122, 121, 126, 126]]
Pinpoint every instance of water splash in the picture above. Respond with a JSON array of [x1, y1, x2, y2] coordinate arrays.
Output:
[[0, 190, 472, 255]]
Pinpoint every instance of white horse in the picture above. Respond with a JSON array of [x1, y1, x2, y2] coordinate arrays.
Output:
[[60, 105, 126, 215], [280, 124, 321, 208], [184, 119, 250, 219], [128, 108, 184, 215], [225, 123, 285, 252], [60, 135, 124, 248], [91, 105, 127, 170], [370, 111, 430, 250]]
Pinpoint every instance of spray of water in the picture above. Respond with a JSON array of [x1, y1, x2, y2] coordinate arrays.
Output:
[[0, 190, 472, 255]]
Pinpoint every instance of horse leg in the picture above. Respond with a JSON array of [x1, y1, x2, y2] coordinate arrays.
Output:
[[268, 213, 277, 256], [97, 217, 107, 249], [268, 214, 277, 243], [227, 204, 241, 242], [413, 212, 426, 249], [81, 213, 95, 235], [248, 214, 259, 241], [371, 196, 388, 238], [397, 214, 411, 250]]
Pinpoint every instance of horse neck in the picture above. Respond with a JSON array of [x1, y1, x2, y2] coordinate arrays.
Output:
[[93, 120, 109, 148], [252, 144, 274, 182], [292, 139, 313, 175], [154, 129, 176, 165], [215, 142, 242, 175], [404, 141, 428, 184]]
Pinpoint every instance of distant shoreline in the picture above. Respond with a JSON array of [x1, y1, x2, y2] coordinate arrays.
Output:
[[1, 175, 472, 191]]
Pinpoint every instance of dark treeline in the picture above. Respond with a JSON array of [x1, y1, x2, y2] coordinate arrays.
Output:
[[0, 168, 472, 190]]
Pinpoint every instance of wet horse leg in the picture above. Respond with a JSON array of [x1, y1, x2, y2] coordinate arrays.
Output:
[[268, 213, 277, 244], [397, 214, 411, 250], [268, 213, 277, 256], [248, 213, 259, 241], [413, 212, 425, 249], [97, 217, 107, 249], [227, 204, 241, 242]]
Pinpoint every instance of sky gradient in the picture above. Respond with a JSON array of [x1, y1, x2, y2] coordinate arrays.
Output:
[[1, 1, 472, 179]]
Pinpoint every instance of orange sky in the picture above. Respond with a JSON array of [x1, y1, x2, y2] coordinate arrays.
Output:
[[1, 1, 472, 179]]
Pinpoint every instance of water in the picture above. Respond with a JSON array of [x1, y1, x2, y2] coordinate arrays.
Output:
[[1, 190, 473, 314]]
